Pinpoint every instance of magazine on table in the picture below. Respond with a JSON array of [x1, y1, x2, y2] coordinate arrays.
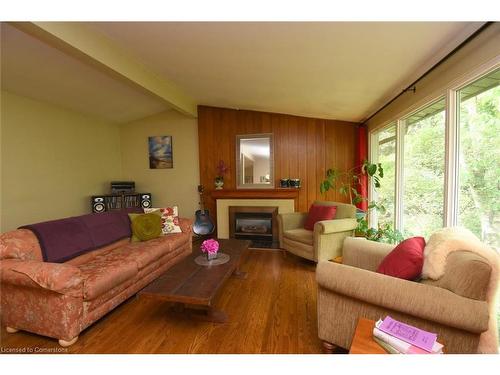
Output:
[[373, 317, 444, 354]]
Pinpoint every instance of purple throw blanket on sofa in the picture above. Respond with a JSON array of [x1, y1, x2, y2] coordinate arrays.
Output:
[[20, 208, 142, 263]]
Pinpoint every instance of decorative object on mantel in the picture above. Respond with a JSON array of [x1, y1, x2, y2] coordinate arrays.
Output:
[[289, 178, 301, 188], [280, 178, 290, 188], [215, 160, 229, 190], [201, 238, 220, 260]]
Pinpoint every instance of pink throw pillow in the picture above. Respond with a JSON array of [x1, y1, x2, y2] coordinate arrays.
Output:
[[304, 205, 337, 231], [376, 237, 426, 280]]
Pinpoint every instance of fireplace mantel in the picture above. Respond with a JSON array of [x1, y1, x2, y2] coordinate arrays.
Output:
[[211, 188, 299, 200], [211, 189, 298, 239]]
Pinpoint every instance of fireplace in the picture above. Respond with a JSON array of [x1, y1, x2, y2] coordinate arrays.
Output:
[[229, 206, 278, 249]]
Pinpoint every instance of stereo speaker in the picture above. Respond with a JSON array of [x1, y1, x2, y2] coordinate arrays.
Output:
[[92, 196, 106, 213], [140, 193, 152, 208]]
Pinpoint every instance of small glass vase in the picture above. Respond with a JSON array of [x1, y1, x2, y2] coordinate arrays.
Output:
[[207, 252, 218, 261]]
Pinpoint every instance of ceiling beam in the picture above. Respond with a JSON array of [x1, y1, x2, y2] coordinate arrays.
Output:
[[10, 22, 198, 118]]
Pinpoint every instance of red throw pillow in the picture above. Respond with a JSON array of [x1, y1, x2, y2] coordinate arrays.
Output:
[[377, 237, 426, 280], [303, 205, 337, 231]]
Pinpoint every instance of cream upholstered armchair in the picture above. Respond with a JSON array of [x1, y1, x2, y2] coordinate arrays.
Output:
[[277, 201, 357, 262], [316, 237, 493, 353]]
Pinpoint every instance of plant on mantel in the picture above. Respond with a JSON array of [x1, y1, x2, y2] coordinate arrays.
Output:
[[320, 160, 403, 244], [214, 160, 230, 190]]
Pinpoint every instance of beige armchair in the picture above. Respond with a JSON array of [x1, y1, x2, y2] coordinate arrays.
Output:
[[277, 201, 357, 262], [316, 237, 493, 353]]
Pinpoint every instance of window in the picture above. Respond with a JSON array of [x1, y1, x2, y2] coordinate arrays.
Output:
[[457, 68, 500, 249], [370, 65, 500, 249], [373, 124, 396, 228], [401, 99, 446, 238]]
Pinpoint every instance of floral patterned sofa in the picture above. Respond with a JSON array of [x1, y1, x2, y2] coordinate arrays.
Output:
[[0, 210, 192, 347]]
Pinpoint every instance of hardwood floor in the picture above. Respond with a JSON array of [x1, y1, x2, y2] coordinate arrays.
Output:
[[0, 250, 325, 354]]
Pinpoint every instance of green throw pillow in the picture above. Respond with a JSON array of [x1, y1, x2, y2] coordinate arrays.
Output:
[[128, 212, 162, 242]]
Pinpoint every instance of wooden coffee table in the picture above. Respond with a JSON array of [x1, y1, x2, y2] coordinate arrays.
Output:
[[139, 238, 250, 323]]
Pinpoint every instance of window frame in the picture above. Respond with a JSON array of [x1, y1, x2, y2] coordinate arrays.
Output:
[[368, 55, 500, 234], [369, 122, 397, 228]]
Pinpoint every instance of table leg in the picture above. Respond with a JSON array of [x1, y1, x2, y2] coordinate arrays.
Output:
[[189, 306, 228, 323]]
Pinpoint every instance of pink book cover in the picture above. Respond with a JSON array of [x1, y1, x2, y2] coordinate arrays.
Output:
[[378, 316, 437, 352]]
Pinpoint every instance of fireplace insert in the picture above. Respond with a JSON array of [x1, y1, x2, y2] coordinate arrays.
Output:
[[229, 207, 278, 249]]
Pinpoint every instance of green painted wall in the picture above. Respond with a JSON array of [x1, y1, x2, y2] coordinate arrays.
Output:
[[0, 91, 123, 231], [119, 110, 200, 220]]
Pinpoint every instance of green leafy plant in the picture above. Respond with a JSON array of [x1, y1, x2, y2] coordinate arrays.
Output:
[[320, 161, 384, 204], [320, 160, 403, 244]]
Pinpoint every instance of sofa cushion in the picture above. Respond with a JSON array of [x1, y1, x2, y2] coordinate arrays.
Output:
[[304, 204, 337, 230], [161, 232, 191, 250], [105, 237, 173, 270], [78, 255, 138, 300], [283, 228, 314, 245], [377, 237, 425, 280], [66, 238, 131, 267]]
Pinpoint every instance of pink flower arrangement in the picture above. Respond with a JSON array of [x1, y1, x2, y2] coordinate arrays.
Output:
[[201, 239, 219, 255], [216, 160, 229, 178]]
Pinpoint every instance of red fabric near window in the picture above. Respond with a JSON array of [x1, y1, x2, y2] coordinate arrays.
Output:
[[304, 205, 337, 231], [377, 237, 426, 280], [357, 126, 368, 211]]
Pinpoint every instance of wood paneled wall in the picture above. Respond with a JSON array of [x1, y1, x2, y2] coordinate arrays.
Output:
[[198, 106, 360, 218]]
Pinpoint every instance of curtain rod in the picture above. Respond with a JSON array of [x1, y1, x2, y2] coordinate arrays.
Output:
[[362, 21, 494, 125]]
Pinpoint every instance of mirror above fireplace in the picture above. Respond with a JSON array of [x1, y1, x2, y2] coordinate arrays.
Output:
[[236, 133, 274, 189]]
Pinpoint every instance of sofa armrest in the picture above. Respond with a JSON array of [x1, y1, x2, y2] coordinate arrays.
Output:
[[311, 219, 357, 261], [278, 212, 308, 231], [178, 218, 193, 233], [316, 261, 489, 333], [314, 218, 357, 235], [0, 259, 83, 298], [342, 237, 395, 271]]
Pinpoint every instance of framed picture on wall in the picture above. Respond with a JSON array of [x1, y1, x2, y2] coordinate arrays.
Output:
[[148, 136, 173, 169]]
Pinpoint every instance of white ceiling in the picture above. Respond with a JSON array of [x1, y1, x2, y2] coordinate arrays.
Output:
[[0, 23, 170, 123], [1, 22, 484, 123], [88, 22, 483, 122]]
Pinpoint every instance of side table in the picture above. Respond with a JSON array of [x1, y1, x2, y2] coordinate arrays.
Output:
[[349, 318, 386, 354]]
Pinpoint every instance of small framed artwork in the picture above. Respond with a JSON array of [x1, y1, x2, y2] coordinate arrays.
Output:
[[148, 136, 173, 169]]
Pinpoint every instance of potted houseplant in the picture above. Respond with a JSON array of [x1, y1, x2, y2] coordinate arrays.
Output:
[[215, 160, 229, 190], [320, 160, 403, 244]]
